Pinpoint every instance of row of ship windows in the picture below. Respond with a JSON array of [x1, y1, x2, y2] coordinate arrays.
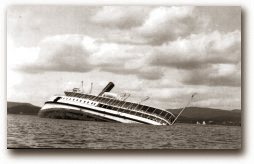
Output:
[[96, 103, 171, 122], [60, 97, 97, 105], [97, 104, 169, 123], [62, 96, 169, 119], [58, 97, 170, 123]]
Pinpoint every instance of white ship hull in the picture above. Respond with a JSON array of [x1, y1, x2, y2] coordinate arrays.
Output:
[[39, 82, 178, 125], [40, 103, 140, 124], [38, 81, 196, 125], [39, 96, 166, 125]]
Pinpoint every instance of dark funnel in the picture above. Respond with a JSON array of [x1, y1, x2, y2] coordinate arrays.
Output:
[[98, 82, 115, 96]]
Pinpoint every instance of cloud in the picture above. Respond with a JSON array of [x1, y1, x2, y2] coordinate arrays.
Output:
[[7, 6, 241, 110], [90, 44, 163, 80], [13, 34, 163, 80], [7, 37, 40, 69], [13, 29, 241, 86], [99, 65, 164, 80], [7, 6, 102, 47], [182, 63, 241, 87], [146, 30, 241, 87], [136, 84, 241, 109], [17, 35, 94, 73], [134, 6, 209, 45], [190, 86, 241, 109], [91, 6, 209, 46], [90, 6, 151, 29], [150, 30, 241, 68], [12, 28, 241, 86]]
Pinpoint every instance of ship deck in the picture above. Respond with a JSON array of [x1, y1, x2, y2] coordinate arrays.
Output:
[[63, 91, 175, 124]]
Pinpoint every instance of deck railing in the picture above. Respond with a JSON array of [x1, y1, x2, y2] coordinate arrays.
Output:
[[64, 91, 175, 124]]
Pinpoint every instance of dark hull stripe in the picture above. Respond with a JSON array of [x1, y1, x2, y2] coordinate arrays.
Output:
[[44, 101, 154, 125]]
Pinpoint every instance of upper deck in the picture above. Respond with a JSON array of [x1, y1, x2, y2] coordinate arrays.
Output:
[[64, 91, 175, 123]]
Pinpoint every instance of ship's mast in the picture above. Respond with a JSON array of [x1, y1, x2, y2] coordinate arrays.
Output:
[[89, 82, 93, 94], [81, 81, 84, 93], [171, 93, 197, 125], [139, 96, 150, 104]]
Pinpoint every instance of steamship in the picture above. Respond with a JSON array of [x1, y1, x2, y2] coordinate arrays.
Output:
[[39, 82, 193, 125]]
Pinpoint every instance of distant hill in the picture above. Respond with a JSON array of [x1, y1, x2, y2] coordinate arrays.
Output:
[[167, 107, 241, 126], [7, 102, 41, 115]]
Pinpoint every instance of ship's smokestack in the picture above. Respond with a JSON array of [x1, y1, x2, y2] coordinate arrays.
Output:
[[98, 82, 115, 96]]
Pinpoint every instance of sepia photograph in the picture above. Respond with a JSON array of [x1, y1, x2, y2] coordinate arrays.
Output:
[[7, 5, 241, 149]]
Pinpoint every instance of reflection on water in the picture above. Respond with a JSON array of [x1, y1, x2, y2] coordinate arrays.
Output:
[[7, 114, 241, 149]]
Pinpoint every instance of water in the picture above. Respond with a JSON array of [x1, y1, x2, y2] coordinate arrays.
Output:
[[7, 114, 241, 149]]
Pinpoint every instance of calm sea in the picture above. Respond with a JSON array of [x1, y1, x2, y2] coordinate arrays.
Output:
[[7, 114, 241, 149]]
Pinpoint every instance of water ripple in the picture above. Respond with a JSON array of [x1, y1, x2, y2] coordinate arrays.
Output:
[[7, 114, 241, 149]]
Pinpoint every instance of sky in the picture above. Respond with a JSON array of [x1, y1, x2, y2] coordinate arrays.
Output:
[[7, 5, 241, 110]]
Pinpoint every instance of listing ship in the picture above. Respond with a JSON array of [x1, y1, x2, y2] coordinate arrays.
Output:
[[39, 82, 194, 125]]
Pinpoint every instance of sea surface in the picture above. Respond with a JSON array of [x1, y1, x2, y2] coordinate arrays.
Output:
[[7, 114, 241, 149]]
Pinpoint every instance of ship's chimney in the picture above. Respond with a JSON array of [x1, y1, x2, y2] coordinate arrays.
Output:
[[98, 82, 115, 96]]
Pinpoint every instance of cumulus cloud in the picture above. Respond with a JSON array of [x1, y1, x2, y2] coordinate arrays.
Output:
[[7, 6, 241, 110], [135, 6, 209, 45], [91, 6, 209, 45], [89, 42, 163, 80], [7, 37, 40, 68], [90, 6, 151, 29], [147, 30, 241, 86], [150, 30, 241, 68], [17, 35, 94, 73], [14, 34, 163, 80], [14, 29, 241, 85], [7, 6, 100, 47], [99, 65, 164, 80]]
